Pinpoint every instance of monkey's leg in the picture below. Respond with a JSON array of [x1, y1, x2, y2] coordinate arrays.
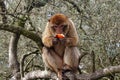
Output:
[[42, 47, 63, 80], [63, 47, 80, 73]]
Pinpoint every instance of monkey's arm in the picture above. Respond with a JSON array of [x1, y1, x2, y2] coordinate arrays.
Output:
[[65, 20, 79, 46], [42, 23, 55, 47], [65, 37, 78, 46]]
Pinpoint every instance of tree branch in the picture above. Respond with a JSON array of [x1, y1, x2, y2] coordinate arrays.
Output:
[[0, 23, 43, 49], [76, 65, 120, 80], [20, 50, 39, 78], [9, 33, 21, 80], [64, 0, 82, 13], [22, 70, 53, 80], [22, 65, 120, 80], [79, 51, 88, 62], [0, 0, 7, 23]]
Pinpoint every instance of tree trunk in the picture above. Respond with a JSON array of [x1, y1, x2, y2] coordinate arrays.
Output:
[[9, 33, 20, 80], [0, 0, 7, 23]]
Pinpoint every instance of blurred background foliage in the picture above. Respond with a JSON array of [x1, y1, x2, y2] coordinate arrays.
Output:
[[0, 0, 120, 80]]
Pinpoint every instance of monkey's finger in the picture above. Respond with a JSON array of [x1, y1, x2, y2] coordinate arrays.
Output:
[[53, 38, 58, 45]]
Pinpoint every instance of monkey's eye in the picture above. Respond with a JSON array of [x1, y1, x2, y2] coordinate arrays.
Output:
[[64, 25, 67, 27], [63, 25, 68, 31], [51, 26, 57, 31], [61, 25, 67, 28], [53, 26, 57, 28]]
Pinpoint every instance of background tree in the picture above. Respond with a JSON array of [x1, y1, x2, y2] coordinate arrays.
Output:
[[0, 0, 120, 80]]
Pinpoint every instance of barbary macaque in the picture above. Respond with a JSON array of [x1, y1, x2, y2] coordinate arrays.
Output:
[[42, 13, 80, 80]]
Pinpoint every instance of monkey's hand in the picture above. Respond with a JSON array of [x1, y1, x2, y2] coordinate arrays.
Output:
[[52, 37, 58, 45], [59, 38, 67, 46], [60, 38, 75, 47], [42, 36, 59, 47]]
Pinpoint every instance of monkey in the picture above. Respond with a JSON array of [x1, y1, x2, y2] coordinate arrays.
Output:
[[42, 13, 80, 80]]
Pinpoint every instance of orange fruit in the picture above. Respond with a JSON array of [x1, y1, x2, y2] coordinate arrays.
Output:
[[56, 34, 65, 38]]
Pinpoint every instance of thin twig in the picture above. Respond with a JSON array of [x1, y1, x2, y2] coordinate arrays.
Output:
[[20, 50, 39, 78], [14, 0, 22, 12], [24, 55, 37, 72]]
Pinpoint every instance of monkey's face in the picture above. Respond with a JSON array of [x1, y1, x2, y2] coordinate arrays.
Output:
[[51, 24, 68, 34], [49, 14, 69, 35]]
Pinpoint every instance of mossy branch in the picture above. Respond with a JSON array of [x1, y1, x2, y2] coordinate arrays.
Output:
[[0, 23, 43, 49]]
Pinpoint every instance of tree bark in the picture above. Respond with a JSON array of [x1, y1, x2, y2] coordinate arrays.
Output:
[[0, 0, 7, 23], [22, 65, 120, 80], [20, 50, 39, 78], [76, 65, 120, 80], [0, 23, 43, 49], [22, 70, 52, 80], [9, 33, 21, 80]]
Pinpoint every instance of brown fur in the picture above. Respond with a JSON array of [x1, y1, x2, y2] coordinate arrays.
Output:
[[49, 13, 68, 25], [42, 13, 80, 80]]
